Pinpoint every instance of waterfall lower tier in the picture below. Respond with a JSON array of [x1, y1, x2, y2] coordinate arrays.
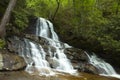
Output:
[[85, 52, 120, 78], [9, 36, 75, 76], [7, 17, 76, 75]]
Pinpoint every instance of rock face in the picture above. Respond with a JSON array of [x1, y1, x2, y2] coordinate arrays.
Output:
[[64, 48, 99, 74], [0, 71, 119, 80], [0, 53, 3, 69], [98, 53, 120, 70], [64, 48, 88, 61], [0, 50, 26, 71]]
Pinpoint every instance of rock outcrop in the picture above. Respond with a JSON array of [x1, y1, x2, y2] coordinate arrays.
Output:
[[64, 48, 99, 74], [0, 50, 26, 71]]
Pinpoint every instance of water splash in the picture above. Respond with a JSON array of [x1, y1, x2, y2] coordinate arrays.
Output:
[[85, 52, 120, 78], [35, 17, 75, 74], [16, 38, 54, 76], [13, 17, 75, 76], [36, 17, 59, 41]]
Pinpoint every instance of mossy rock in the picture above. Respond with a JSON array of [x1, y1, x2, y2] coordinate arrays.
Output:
[[0, 50, 26, 71]]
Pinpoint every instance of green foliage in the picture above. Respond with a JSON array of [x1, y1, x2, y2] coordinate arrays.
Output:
[[13, 10, 28, 30], [12, 0, 29, 31], [1, 0, 120, 56], [26, 0, 57, 18], [0, 39, 5, 49], [49, 0, 120, 56]]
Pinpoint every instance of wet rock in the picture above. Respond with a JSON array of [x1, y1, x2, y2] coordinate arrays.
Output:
[[24, 16, 38, 34], [0, 53, 3, 69], [0, 50, 26, 71], [25, 34, 39, 42], [24, 34, 48, 45], [26, 66, 52, 75], [64, 48, 99, 74], [0, 71, 119, 80], [47, 58, 60, 68], [64, 48, 88, 61], [84, 63, 99, 74]]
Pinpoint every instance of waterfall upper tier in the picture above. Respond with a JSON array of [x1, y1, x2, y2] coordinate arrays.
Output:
[[36, 17, 59, 41]]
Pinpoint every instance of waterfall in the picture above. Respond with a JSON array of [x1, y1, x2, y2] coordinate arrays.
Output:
[[12, 17, 75, 75], [36, 17, 59, 41], [85, 52, 120, 78], [8, 17, 120, 78], [35, 17, 75, 73], [15, 37, 54, 76]]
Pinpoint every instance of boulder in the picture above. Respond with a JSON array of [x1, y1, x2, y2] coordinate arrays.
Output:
[[0, 53, 3, 69], [0, 50, 26, 71], [64, 48, 89, 61], [64, 48, 99, 74], [83, 63, 99, 74], [47, 57, 60, 68]]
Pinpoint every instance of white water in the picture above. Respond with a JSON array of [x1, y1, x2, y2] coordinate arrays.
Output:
[[13, 17, 75, 76], [17, 38, 54, 76], [85, 52, 120, 78], [36, 17, 59, 41], [35, 17, 75, 73], [12, 17, 75, 76]]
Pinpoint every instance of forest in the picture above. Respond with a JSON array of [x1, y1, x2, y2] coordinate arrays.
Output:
[[0, 0, 120, 80], [0, 0, 120, 66]]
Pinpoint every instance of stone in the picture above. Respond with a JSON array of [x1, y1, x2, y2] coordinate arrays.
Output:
[[47, 57, 59, 68], [0, 53, 3, 69], [64, 47, 99, 74], [0, 50, 26, 71], [64, 48, 89, 61], [84, 63, 99, 74]]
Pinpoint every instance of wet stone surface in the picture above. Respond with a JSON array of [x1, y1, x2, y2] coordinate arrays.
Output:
[[0, 71, 119, 80], [0, 50, 26, 71]]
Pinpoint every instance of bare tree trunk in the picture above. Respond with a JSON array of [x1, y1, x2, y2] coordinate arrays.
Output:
[[72, 0, 76, 16], [0, 0, 17, 38], [116, 0, 120, 15], [52, 0, 60, 21]]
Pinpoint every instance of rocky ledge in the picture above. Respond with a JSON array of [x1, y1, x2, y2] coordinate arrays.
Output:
[[0, 50, 26, 71], [64, 48, 99, 74], [0, 71, 119, 80]]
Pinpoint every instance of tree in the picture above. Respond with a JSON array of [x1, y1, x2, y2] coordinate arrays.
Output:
[[116, 0, 120, 15], [52, 0, 61, 21], [0, 0, 17, 38]]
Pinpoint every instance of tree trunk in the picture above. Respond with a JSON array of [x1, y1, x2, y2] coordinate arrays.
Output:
[[116, 0, 120, 15], [0, 0, 17, 38], [72, 0, 76, 16], [52, 0, 60, 21]]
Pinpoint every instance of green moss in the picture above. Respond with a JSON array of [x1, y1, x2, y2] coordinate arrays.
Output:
[[0, 39, 5, 49]]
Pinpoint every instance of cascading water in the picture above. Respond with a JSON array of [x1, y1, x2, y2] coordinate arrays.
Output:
[[85, 52, 120, 78], [11, 17, 76, 76], [36, 18, 59, 41], [35, 17, 75, 73], [14, 37, 54, 76]]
